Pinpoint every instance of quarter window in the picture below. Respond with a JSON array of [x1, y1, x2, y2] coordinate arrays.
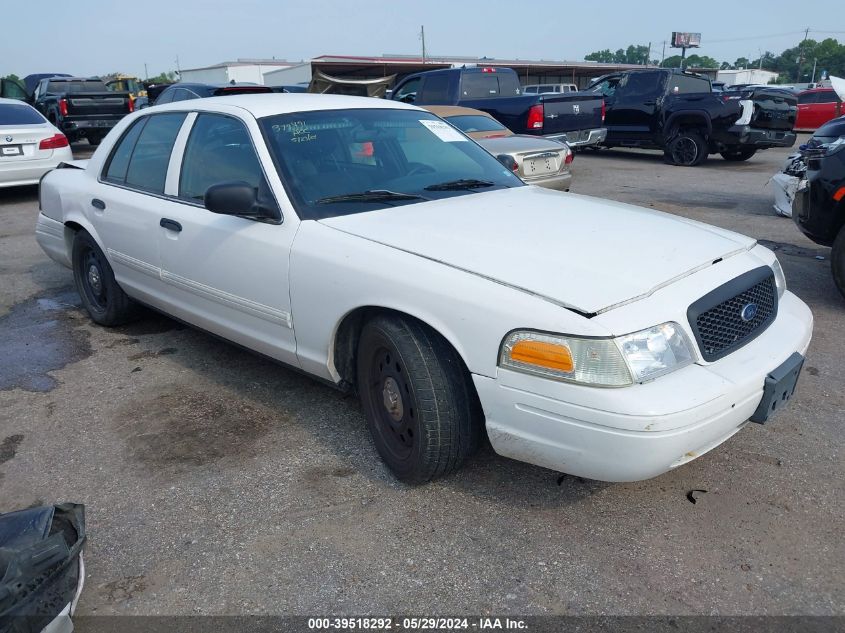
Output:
[[667, 75, 710, 94], [179, 114, 267, 202]]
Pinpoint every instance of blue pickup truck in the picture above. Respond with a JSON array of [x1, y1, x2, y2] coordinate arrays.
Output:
[[389, 66, 606, 148]]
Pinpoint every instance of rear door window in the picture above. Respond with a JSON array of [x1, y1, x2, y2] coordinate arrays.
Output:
[[667, 75, 710, 94], [103, 113, 186, 193], [461, 74, 501, 98], [798, 92, 819, 104], [816, 91, 841, 104], [178, 113, 267, 202]]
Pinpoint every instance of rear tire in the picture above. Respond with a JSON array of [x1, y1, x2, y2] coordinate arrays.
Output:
[[72, 230, 140, 326], [720, 148, 757, 162], [356, 314, 482, 484], [665, 129, 708, 166], [832, 227, 845, 300], [86, 132, 103, 146]]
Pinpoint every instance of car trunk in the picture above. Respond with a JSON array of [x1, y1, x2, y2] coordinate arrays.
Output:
[[65, 93, 130, 116], [0, 125, 57, 161], [540, 93, 604, 136]]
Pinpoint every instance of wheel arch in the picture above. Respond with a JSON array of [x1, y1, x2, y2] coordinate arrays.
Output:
[[329, 305, 477, 394], [664, 111, 712, 138]]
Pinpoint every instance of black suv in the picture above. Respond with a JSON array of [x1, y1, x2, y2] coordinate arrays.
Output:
[[791, 115, 845, 297]]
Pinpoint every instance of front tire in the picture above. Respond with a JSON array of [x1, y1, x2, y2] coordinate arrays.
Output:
[[720, 147, 757, 162], [72, 230, 140, 326], [665, 129, 708, 166], [356, 314, 481, 484], [832, 227, 845, 300]]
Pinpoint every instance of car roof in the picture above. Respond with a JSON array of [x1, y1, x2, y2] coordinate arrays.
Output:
[[149, 92, 421, 118], [800, 87, 835, 93]]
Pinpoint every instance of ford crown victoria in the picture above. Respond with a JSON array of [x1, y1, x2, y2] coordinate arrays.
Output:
[[35, 94, 813, 484]]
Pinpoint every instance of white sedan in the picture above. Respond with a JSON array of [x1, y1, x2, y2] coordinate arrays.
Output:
[[35, 94, 813, 484], [0, 98, 72, 188]]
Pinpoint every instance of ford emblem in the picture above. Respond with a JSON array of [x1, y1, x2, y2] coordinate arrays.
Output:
[[740, 303, 758, 322], [4, 136, 12, 142]]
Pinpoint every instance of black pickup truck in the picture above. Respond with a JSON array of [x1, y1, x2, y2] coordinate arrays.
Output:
[[586, 69, 797, 166], [389, 66, 606, 148], [32, 77, 133, 145]]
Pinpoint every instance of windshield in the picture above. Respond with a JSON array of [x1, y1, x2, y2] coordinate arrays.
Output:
[[259, 108, 523, 219], [444, 114, 508, 134], [0, 104, 46, 126]]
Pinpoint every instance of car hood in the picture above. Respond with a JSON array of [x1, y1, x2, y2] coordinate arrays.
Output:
[[318, 187, 756, 314]]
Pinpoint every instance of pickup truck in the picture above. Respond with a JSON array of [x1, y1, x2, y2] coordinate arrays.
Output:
[[586, 69, 797, 166], [389, 66, 606, 148], [32, 77, 133, 145]]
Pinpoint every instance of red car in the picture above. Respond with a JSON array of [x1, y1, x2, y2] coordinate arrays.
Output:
[[795, 88, 843, 131]]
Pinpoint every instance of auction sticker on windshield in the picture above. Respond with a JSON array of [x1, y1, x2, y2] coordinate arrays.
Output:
[[419, 119, 467, 142]]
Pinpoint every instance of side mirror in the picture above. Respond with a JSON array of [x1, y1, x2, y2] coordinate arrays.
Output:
[[204, 181, 278, 220], [496, 154, 519, 173]]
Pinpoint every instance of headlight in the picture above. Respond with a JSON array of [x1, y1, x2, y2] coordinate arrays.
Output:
[[771, 258, 787, 299], [500, 322, 696, 387]]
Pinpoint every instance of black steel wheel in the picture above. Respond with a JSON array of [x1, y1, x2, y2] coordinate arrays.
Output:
[[72, 230, 140, 326], [666, 130, 707, 166], [356, 314, 482, 484]]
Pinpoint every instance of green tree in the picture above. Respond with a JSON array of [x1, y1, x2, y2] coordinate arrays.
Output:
[[2, 73, 21, 82], [584, 49, 615, 63], [146, 71, 177, 84], [585, 45, 651, 65]]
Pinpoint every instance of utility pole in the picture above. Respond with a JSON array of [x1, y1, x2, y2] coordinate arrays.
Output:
[[647, 42, 651, 65], [661, 40, 666, 66], [175, 55, 181, 76], [811, 58, 818, 83], [420, 25, 426, 64], [796, 27, 809, 82], [144, 63, 148, 80]]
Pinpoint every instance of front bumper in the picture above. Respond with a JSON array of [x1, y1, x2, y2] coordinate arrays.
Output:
[[791, 152, 845, 247], [545, 127, 607, 148], [724, 125, 796, 149], [474, 291, 813, 481]]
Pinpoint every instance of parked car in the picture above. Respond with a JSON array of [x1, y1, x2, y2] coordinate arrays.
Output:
[[795, 88, 843, 132], [32, 77, 133, 145], [153, 82, 273, 105], [0, 98, 72, 188], [523, 83, 579, 94], [389, 66, 607, 149], [36, 94, 812, 484], [587, 69, 797, 165], [791, 115, 845, 297], [424, 105, 573, 191]]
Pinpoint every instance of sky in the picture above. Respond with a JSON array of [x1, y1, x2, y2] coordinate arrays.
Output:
[[2, 0, 841, 78]]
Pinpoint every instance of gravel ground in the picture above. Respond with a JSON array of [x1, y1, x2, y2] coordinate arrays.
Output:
[[0, 137, 842, 617]]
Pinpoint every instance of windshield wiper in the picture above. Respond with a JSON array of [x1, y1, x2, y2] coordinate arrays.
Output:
[[317, 190, 427, 205], [424, 179, 496, 191]]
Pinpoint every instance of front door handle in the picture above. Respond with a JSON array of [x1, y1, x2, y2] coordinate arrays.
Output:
[[91, 199, 105, 210], [159, 218, 182, 232]]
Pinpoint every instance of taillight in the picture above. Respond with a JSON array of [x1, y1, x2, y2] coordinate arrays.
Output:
[[39, 133, 69, 150], [565, 151, 574, 165], [527, 104, 544, 130], [128, 95, 134, 112], [601, 99, 606, 123], [481, 67, 497, 73], [58, 98, 68, 117]]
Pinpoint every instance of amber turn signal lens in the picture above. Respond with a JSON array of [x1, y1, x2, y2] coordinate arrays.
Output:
[[509, 340, 574, 373]]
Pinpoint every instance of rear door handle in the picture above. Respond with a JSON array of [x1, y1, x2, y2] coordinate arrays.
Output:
[[159, 218, 182, 232], [91, 199, 105, 210]]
